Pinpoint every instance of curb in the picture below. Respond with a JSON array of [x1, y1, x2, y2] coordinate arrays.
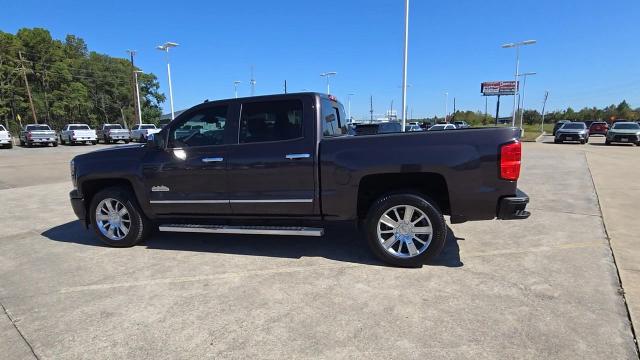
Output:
[[535, 132, 546, 143]]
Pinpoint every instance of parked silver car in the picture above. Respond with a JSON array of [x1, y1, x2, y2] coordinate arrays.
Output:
[[554, 122, 589, 144], [19, 124, 58, 147], [97, 124, 130, 144], [59, 124, 97, 145]]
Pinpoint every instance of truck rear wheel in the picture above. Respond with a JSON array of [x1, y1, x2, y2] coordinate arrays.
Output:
[[89, 187, 152, 247], [365, 193, 447, 267]]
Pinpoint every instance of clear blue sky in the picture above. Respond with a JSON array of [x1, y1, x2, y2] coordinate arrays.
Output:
[[2, 0, 639, 119]]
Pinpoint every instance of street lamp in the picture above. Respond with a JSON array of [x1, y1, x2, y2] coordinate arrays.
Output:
[[400, 0, 410, 131], [347, 93, 355, 122], [320, 72, 337, 94], [444, 91, 449, 122], [233, 81, 242, 98], [517, 72, 537, 128], [502, 39, 537, 126], [156, 41, 179, 120], [133, 70, 143, 126]]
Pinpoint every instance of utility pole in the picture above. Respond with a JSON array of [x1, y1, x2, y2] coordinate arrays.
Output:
[[126, 50, 139, 127], [370, 95, 374, 123], [234, 81, 241, 98], [284, 80, 287, 94], [400, 0, 410, 131], [541, 91, 549, 132], [484, 96, 488, 123], [495, 95, 501, 125], [453, 97, 456, 121], [18, 51, 37, 123]]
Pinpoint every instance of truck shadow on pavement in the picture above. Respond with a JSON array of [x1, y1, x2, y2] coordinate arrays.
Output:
[[42, 221, 463, 268]]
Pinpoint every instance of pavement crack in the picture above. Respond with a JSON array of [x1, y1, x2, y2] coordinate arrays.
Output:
[[0, 301, 39, 360]]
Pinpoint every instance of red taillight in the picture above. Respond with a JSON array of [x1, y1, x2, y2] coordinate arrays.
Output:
[[500, 141, 521, 181], [27, 132, 32, 139]]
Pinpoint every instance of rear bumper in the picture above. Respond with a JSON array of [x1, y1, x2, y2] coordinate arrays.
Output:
[[0, 138, 10, 144], [69, 190, 87, 226], [497, 189, 530, 220]]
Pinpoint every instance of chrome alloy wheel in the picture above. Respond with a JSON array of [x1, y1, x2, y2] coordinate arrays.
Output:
[[376, 205, 433, 258], [95, 198, 131, 241]]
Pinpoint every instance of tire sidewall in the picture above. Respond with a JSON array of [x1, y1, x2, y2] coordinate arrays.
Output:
[[365, 192, 447, 267], [89, 187, 147, 247]]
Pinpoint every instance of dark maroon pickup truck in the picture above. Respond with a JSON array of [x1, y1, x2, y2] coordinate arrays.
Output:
[[69, 93, 529, 267]]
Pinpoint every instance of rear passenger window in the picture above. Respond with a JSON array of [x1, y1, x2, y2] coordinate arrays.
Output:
[[239, 100, 303, 143], [321, 99, 347, 137]]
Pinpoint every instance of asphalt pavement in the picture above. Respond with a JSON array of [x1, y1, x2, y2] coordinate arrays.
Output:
[[0, 137, 638, 359]]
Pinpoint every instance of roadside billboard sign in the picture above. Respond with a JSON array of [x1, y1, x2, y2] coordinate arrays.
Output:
[[481, 81, 518, 96]]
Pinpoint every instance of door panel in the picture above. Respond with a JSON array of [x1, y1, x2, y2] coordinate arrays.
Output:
[[141, 103, 234, 215], [227, 98, 317, 216]]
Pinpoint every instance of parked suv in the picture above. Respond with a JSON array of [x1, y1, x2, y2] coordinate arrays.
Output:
[[552, 120, 570, 136], [59, 124, 97, 145], [605, 122, 640, 145], [69, 93, 529, 267], [588, 122, 608, 136], [19, 124, 58, 147], [554, 122, 589, 144], [0, 125, 12, 149]]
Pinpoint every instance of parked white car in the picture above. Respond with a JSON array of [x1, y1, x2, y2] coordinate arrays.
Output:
[[19, 124, 58, 147], [130, 124, 161, 142], [59, 124, 97, 145], [0, 125, 12, 149]]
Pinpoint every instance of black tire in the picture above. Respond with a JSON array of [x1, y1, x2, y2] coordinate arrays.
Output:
[[19, 139, 25, 146], [124, 140, 130, 144], [605, 140, 611, 145], [26, 141, 32, 148], [91, 140, 97, 145], [554, 139, 561, 144], [52, 141, 58, 147], [580, 139, 585, 144], [60, 136, 66, 145], [139, 135, 145, 143], [89, 187, 153, 247], [364, 192, 447, 267], [7, 143, 12, 149]]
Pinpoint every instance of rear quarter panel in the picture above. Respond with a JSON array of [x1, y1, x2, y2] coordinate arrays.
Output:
[[319, 127, 521, 221]]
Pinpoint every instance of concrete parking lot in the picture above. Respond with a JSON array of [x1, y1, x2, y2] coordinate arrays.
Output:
[[0, 138, 638, 359]]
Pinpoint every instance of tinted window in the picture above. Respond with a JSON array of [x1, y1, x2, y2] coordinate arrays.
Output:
[[26, 125, 51, 131], [239, 100, 303, 143], [0, 125, 6, 131], [69, 125, 90, 130], [170, 105, 228, 148], [613, 123, 640, 129], [104, 125, 123, 130], [141, 125, 156, 129], [321, 99, 347, 137]]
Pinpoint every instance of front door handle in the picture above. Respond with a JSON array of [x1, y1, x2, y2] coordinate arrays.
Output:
[[202, 157, 224, 163], [286, 153, 310, 160]]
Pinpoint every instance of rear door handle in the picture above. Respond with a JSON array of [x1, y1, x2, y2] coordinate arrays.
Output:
[[286, 153, 310, 160], [202, 157, 224, 163]]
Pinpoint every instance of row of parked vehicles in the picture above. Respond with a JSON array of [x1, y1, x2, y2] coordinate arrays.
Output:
[[348, 120, 470, 135], [553, 120, 640, 145], [0, 123, 161, 149]]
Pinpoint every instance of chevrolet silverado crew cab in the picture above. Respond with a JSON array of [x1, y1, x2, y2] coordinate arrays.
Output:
[[0, 125, 12, 149], [97, 124, 131, 144], [59, 124, 98, 145], [20, 124, 58, 147], [130, 124, 161, 142], [69, 93, 529, 267]]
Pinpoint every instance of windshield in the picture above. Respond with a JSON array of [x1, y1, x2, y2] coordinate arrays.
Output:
[[0, 125, 5, 131], [104, 125, 123, 130], [562, 123, 585, 130], [26, 125, 51, 131], [140, 125, 156, 130], [612, 123, 640, 130], [69, 125, 90, 130]]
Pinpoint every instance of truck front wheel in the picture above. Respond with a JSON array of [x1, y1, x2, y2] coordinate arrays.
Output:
[[365, 193, 447, 267], [89, 187, 152, 247]]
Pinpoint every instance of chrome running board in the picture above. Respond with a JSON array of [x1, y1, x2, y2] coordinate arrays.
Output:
[[158, 224, 324, 237]]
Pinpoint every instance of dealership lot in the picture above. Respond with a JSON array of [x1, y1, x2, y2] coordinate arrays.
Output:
[[0, 137, 639, 359]]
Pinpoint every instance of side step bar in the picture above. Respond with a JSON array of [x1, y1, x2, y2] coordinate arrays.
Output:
[[158, 224, 324, 237]]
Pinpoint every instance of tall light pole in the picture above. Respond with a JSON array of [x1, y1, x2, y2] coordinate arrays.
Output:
[[234, 81, 241, 98], [156, 41, 179, 120], [320, 72, 337, 94], [400, 0, 410, 132], [502, 39, 536, 126], [126, 50, 139, 127], [133, 70, 143, 126], [444, 91, 449, 122], [347, 93, 355, 122], [518, 72, 537, 128], [541, 90, 549, 132]]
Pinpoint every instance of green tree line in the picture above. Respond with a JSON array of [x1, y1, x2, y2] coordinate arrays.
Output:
[[439, 100, 639, 126], [0, 28, 165, 133]]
